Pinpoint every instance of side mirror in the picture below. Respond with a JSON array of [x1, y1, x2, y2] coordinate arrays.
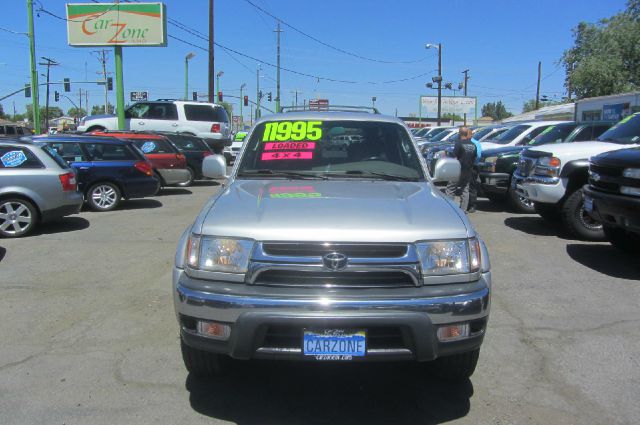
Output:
[[202, 154, 228, 179], [432, 157, 460, 182]]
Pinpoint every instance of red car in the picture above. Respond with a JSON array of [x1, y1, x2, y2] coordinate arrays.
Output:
[[91, 131, 191, 187]]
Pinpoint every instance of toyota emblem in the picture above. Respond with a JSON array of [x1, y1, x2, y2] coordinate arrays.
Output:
[[322, 252, 348, 271]]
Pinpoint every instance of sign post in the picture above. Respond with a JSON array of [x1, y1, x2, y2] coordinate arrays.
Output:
[[66, 3, 166, 130]]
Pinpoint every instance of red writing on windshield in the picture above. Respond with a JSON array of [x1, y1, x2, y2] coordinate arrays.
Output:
[[261, 152, 314, 161], [264, 142, 316, 151]]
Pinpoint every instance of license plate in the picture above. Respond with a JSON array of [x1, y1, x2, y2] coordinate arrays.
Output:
[[584, 196, 593, 212], [303, 329, 366, 360]]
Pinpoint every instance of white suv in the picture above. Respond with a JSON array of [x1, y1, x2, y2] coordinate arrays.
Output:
[[78, 100, 231, 142]]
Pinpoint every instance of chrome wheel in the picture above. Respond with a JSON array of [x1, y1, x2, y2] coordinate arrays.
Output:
[[579, 203, 602, 231], [0, 200, 34, 237], [89, 183, 120, 211]]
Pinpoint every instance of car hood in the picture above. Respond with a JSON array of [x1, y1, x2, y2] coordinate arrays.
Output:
[[481, 145, 523, 158], [525, 141, 640, 163], [197, 179, 471, 242], [591, 146, 640, 167]]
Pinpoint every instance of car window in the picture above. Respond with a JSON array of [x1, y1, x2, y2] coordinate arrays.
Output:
[[184, 105, 229, 123], [597, 114, 640, 144], [571, 126, 596, 142], [85, 143, 137, 161], [146, 103, 179, 120], [129, 138, 175, 154], [528, 124, 576, 146], [49, 142, 87, 162], [493, 125, 531, 144], [5, 126, 16, 135], [16, 127, 24, 135], [237, 120, 424, 180], [473, 127, 496, 140], [170, 136, 206, 151], [0, 146, 43, 169], [40, 145, 70, 169], [591, 125, 612, 139], [126, 103, 150, 118]]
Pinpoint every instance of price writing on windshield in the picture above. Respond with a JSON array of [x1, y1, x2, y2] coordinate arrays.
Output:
[[261, 151, 314, 161], [262, 121, 323, 142]]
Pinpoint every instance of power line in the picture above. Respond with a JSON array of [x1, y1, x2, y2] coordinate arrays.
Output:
[[34, 1, 117, 23], [241, 0, 428, 64]]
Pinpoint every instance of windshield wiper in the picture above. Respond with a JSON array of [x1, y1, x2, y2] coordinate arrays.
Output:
[[237, 169, 328, 180], [340, 170, 418, 181]]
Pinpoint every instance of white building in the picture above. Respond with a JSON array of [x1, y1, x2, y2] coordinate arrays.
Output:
[[574, 92, 640, 122]]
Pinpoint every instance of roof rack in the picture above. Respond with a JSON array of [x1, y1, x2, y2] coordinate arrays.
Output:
[[280, 105, 380, 114]]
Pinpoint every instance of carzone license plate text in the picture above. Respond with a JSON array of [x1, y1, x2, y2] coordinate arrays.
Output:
[[303, 330, 366, 360]]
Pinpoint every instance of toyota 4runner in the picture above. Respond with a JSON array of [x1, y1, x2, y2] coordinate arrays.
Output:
[[173, 110, 491, 379]]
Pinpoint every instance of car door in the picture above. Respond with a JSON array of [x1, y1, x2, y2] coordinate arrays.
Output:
[[125, 102, 151, 131], [135, 102, 179, 132], [48, 142, 93, 193]]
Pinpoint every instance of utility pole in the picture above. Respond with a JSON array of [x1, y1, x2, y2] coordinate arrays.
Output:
[[239, 83, 246, 128], [78, 88, 82, 118], [256, 66, 261, 120], [437, 43, 442, 126], [27, 0, 41, 133], [274, 22, 282, 113], [535, 61, 541, 110], [208, 0, 215, 102], [93, 50, 110, 114], [462, 69, 469, 125], [39, 56, 58, 133]]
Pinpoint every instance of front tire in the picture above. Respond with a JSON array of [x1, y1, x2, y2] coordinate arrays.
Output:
[[561, 189, 604, 240], [87, 182, 121, 212], [181, 339, 228, 376], [429, 349, 480, 380], [0, 198, 38, 238], [603, 226, 640, 253], [508, 184, 535, 213]]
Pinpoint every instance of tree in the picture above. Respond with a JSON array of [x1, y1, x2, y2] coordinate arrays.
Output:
[[442, 113, 463, 122], [220, 101, 233, 119], [0, 103, 5, 119], [481, 101, 512, 120], [522, 99, 565, 113], [26, 105, 63, 122], [91, 104, 115, 115], [562, 0, 640, 98], [67, 107, 87, 118]]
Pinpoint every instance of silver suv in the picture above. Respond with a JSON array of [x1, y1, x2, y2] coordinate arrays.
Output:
[[173, 111, 491, 379], [0, 140, 83, 237], [77, 100, 231, 143]]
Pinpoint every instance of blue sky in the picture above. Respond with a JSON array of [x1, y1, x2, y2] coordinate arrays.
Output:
[[0, 0, 628, 120]]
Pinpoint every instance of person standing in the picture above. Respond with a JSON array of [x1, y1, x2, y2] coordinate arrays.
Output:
[[453, 127, 477, 212], [467, 134, 482, 213]]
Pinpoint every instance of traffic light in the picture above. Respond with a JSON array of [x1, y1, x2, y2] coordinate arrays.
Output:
[[64, 78, 71, 92], [25, 83, 31, 98], [217, 91, 223, 102], [444, 82, 452, 90], [426, 83, 433, 88], [458, 83, 464, 90], [192, 91, 198, 101], [258, 90, 263, 99], [243, 95, 248, 106], [267, 92, 272, 102], [54, 91, 60, 102], [107, 77, 113, 91]]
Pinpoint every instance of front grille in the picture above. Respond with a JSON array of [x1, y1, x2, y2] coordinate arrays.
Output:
[[589, 179, 619, 193], [517, 157, 536, 176], [261, 325, 407, 351], [254, 270, 415, 288], [262, 243, 408, 258], [590, 163, 622, 177]]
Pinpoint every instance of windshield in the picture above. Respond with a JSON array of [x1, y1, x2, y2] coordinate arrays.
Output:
[[425, 127, 448, 138], [528, 124, 577, 146], [430, 129, 454, 142], [473, 127, 497, 140], [597, 114, 640, 144], [414, 127, 430, 137], [493, 124, 530, 144], [237, 120, 424, 180]]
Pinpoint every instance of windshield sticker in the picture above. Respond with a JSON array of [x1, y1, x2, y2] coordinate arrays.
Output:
[[540, 126, 555, 135], [264, 142, 316, 151], [269, 185, 321, 198], [1, 150, 28, 167], [141, 141, 156, 153], [263, 121, 322, 142], [261, 151, 313, 161]]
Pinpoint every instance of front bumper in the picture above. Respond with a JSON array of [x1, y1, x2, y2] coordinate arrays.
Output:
[[156, 168, 191, 186], [513, 172, 566, 204], [583, 186, 640, 233], [479, 172, 510, 195], [173, 268, 491, 361]]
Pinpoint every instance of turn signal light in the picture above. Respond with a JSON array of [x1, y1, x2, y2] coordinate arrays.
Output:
[[548, 157, 561, 167], [211, 123, 221, 133], [197, 320, 231, 340], [134, 161, 153, 176], [437, 324, 470, 342]]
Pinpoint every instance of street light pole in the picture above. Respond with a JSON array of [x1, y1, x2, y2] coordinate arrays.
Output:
[[27, 0, 41, 134], [184, 52, 195, 101], [256, 66, 261, 119], [426, 43, 442, 125], [216, 70, 224, 101], [39, 57, 59, 133], [239, 83, 246, 129], [462, 69, 469, 126]]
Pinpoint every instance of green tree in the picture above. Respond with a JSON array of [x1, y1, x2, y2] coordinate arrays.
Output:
[[67, 107, 87, 118], [481, 101, 512, 120], [562, 0, 640, 98], [0, 103, 5, 119], [26, 105, 63, 122], [220, 101, 233, 119], [442, 113, 463, 122], [522, 99, 566, 113], [91, 104, 115, 115]]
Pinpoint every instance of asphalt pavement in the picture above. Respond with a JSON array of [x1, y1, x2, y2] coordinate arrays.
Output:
[[1, 182, 639, 425]]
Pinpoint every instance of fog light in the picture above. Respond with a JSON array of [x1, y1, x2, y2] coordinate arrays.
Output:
[[197, 320, 231, 340], [437, 324, 470, 342]]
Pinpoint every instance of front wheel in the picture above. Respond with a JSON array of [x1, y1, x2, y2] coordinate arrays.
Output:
[[508, 184, 535, 213], [181, 339, 229, 376], [561, 190, 604, 240], [87, 182, 121, 212], [603, 226, 640, 253], [429, 349, 480, 380], [0, 198, 38, 238]]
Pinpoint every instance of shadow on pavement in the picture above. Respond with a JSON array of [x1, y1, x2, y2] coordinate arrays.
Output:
[[32, 216, 90, 235], [156, 188, 193, 196], [566, 244, 640, 280], [192, 180, 221, 187], [475, 198, 507, 213], [0, 246, 6, 263], [186, 361, 473, 425], [503, 216, 577, 240], [116, 199, 163, 210]]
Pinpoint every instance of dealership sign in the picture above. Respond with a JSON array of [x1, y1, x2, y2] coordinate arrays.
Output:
[[421, 96, 476, 115], [66, 3, 166, 46]]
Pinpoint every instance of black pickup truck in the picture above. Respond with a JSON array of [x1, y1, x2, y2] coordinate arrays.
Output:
[[583, 147, 640, 252]]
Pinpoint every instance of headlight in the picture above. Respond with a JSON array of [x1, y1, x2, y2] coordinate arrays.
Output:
[[623, 168, 640, 179], [483, 156, 498, 172], [534, 156, 561, 177], [416, 238, 481, 276], [185, 235, 254, 273]]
